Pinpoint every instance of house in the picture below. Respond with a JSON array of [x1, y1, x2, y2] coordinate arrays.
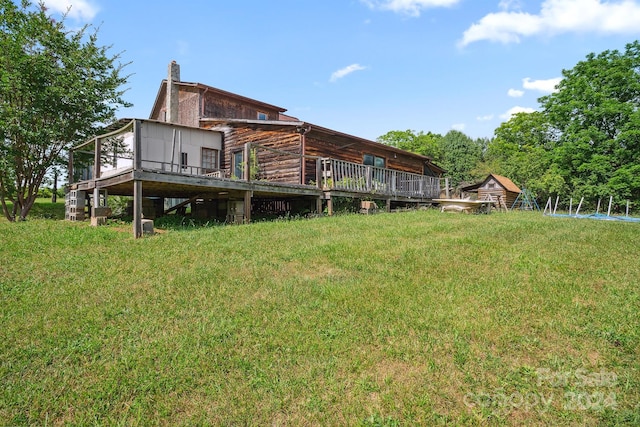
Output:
[[66, 62, 445, 237], [149, 61, 444, 181], [461, 174, 521, 208]]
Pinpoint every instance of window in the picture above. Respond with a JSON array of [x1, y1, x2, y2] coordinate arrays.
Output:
[[181, 152, 188, 170], [201, 148, 219, 174], [232, 151, 244, 179], [363, 154, 385, 168], [423, 164, 436, 177], [257, 111, 268, 120]]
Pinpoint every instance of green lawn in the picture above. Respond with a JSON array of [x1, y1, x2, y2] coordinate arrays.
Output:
[[1, 204, 639, 425]]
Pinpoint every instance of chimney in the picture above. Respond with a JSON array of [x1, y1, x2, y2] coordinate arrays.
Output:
[[166, 61, 180, 123]]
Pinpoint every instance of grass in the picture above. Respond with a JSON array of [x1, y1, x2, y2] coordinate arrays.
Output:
[[1, 202, 639, 425]]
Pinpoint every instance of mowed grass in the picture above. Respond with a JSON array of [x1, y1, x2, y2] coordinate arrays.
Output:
[[1, 204, 639, 426]]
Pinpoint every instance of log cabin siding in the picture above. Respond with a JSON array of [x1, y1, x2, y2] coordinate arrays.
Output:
[[202, 91, 281, 121], [303, 133, 425, 173], [477, 182, 519, 207], [207, 124, 302, 183], [201, 121, 441, 185]]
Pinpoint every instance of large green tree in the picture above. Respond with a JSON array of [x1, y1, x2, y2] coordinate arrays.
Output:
[[487, 111, 565, 199], [0, 0, 130, 221], [540, 41, 640, 202], [439, 130, 484, 186], [377, 129, 443, 162]]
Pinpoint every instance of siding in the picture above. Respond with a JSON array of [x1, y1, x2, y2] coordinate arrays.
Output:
[[304, 133, 425, 176], [208, 124, 302, 184], [202, 91, 281, 121]]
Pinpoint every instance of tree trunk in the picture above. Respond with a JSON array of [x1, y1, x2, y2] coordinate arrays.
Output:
[[52, 171, 57, 203]]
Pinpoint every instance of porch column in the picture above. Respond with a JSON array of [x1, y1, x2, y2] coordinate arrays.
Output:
[[243, 143, 251, 182], [92, 136, 101, 210], [68, 151, 74, 188]]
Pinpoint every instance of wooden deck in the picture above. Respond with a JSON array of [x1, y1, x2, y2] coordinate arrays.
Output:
[[68, 119, 442, 237]]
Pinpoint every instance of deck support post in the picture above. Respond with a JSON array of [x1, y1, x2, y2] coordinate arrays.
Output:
[[386, 198, 391, 212], [316, 197, 322, 215], [243, 191, 252, 223], [326, 196, 333, 216], [133, 120, 143, 238], [133, 180, 142, 238]]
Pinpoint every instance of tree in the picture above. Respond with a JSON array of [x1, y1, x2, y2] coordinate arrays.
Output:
[[439, 130, 484, 186], [0, 0, 130, 221], [540, 41, 640, 202], [487, 111, 564, 199], [377, 129, 443, 162]]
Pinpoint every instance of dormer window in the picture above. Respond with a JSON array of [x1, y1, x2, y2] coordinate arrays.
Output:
[[257, 112, 268, 120]]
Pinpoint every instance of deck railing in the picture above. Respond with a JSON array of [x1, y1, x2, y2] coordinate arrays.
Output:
[[73, 130, 441, 200], [321, 158, 440, 199]]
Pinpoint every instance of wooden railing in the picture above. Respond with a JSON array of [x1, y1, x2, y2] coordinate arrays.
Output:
[[74, 139, 441, 199], [321, 158, 440, 198]]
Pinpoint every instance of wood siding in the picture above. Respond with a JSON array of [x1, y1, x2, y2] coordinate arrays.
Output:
[[151, 86, 200, 127], [203, 123, 438, 186], [202, 91, 281, 121], [207, 124, 302, 184], [478, 181, 519, 207], [151, 86, 282, 126], [303, 132, 426, 184]]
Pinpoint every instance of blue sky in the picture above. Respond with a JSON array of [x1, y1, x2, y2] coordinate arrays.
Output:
[[42, 0, 640, 140]]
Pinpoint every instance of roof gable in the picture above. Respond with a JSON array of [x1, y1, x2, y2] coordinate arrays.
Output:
[[149, 80, 287, 120], [485, 174, 521, 193]]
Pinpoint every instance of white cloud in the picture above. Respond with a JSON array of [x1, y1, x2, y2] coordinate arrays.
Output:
[[459, 0, 640, 47], [522, 77, 562, 93], [451, 123, 466, 131], [330, 64, 367, 82], [500, 106, 536, 120], [361, 0, 460, 17], [508, 88, 525, 97], [477, 114, 494, 121], [498, 0, 523, 11], [42, 0, 99, 21]]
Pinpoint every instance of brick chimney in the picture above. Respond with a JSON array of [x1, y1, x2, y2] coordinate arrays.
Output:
[[166, 61, 180, 123]]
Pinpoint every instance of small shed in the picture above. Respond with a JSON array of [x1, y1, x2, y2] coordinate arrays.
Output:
[[462, 174, 521, 208]]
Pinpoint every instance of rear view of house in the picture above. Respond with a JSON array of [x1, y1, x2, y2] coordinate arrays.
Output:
[[67, 62, 446, 237]]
